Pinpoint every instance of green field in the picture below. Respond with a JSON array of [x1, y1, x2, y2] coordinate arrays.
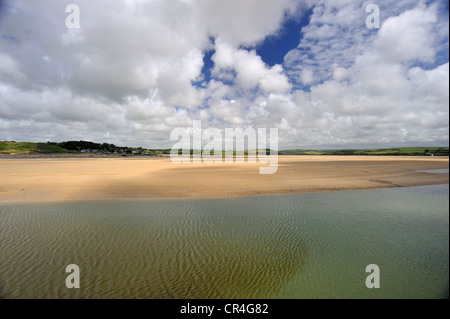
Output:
[[1, 141, 448, 156], [279, 147, 449, 156], [0, 141, 71, 154]]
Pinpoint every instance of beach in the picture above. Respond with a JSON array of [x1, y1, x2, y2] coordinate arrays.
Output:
[[0, 155, 448, 202], [1, 157, 449, 299]]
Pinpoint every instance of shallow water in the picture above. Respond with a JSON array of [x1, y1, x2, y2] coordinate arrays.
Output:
[[0, 184, 448, 299], [417, 169, 449, 174]]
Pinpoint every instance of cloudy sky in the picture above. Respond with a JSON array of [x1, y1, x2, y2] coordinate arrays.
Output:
[[0, 0, 448, 149]]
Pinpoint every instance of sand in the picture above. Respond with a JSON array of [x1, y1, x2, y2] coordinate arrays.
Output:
[[0, 155, 448, 202]]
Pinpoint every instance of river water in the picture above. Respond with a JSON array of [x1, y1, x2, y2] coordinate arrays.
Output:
[[0, 184, 448, 298]]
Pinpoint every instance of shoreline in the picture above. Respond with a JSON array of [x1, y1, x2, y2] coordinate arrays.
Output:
[[1, 184, 448, 206], [1, 155, 448, 203]]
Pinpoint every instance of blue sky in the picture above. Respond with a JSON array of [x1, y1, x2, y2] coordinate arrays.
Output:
[[256, 7, 314, 67], [200, 8, 313, 89], [0, 0, 448, 149]]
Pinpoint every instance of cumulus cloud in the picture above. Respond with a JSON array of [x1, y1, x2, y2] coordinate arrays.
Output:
[[198, 0, 301, 47], [0, 0, 448, 149], [280, 0, 448, 148], [212, 38, 291, 93]]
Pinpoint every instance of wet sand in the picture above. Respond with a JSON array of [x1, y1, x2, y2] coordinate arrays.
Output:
[[0, 156, 448, 202]]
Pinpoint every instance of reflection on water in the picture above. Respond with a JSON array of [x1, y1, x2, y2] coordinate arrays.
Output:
[[0, 184, 448, 299]]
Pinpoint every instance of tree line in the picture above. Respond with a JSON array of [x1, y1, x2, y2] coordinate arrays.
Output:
[[45, 141, 163, 155]]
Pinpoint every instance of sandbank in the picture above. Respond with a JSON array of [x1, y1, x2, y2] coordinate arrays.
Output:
[[0, 155, 448, 202]]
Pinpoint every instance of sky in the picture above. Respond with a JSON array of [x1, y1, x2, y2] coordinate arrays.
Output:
[[0, 0, 448, 149]]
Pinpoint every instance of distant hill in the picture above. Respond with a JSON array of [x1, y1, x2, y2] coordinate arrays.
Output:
[[1, 141, 448, 156], [0, 140, 164, 156], [0, 141, 70, 154], [279, 147, 449, 156]]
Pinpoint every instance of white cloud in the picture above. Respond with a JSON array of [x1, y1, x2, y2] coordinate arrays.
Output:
[[300, 69, 314, 85], [374, 2, 437, 63], [0, 0, 448, 149], [278, 0, 449, 148], [0, 53, 28, 86], [197, 0, 301, 47], [212, 39, 291, 93]]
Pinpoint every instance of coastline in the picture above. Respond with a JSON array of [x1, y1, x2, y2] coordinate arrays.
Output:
[[1, 155, 448, 203]]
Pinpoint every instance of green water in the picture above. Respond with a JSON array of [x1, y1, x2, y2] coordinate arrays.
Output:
[[0, 184, 448, 299]]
